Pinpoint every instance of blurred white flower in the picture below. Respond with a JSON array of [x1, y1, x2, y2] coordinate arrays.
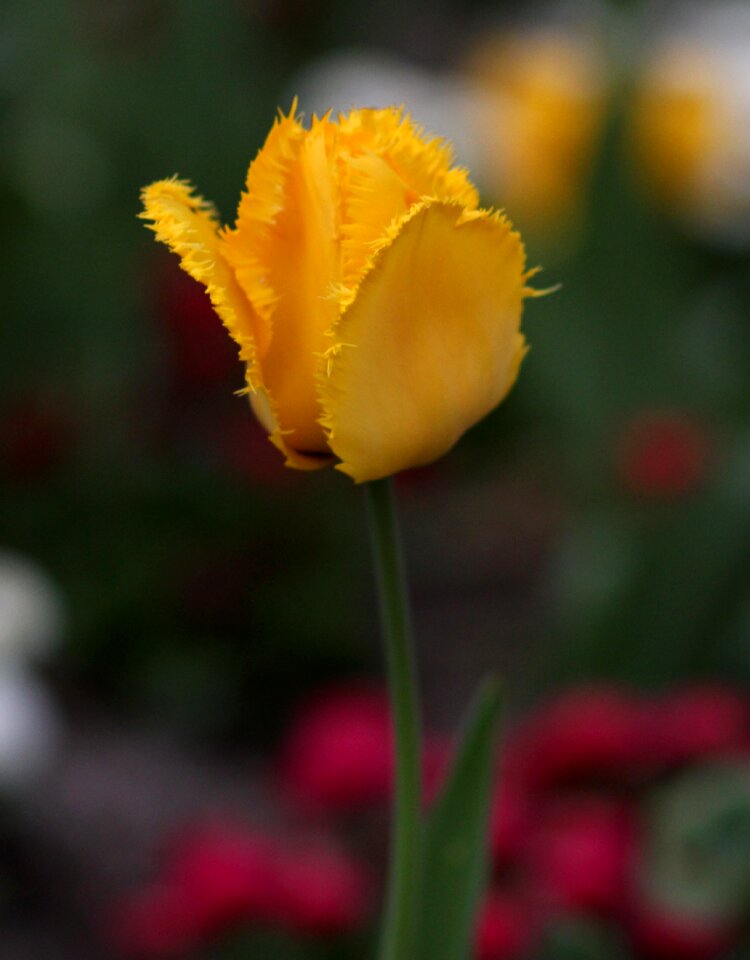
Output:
[[289, 48, 487, 176], [0, 549, 64, 663], [290, 17, 609, 244], [632, 1, 750, 245], [0, 667, 59, 789]]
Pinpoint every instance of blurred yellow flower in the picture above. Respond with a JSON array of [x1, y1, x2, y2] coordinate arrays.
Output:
[[631, 6, 750, 245], [141, 106, 531, 482], [632, 46, 715, 206], [467, 28, 608, 232]]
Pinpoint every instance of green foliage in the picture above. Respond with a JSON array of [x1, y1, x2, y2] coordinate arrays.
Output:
[[416, 680, 502, 960], [217, 929, 368, 960], [641, 762, 750, 922]]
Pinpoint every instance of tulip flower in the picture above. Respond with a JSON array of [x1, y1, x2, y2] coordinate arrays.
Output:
[[140, 104, 531, 483], [466, 24, 609, 233], [631, 2, 750, 246], [141, 104, 540, 960]]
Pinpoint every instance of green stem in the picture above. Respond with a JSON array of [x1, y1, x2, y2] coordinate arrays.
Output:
[[364, 478, 422, 960]]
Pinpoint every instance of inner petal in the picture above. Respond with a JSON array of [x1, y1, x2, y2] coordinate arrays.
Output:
[[340, 108, 479, 211], [259, 120, 341, 454], [337, 108, 480, 292], [340, 151, 416, 290]]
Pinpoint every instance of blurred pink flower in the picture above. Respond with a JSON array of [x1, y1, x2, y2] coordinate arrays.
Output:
[[110, 885, 202, 958], [274, 840, 371, 936], [110, 820, 369, 955], [508, 686, 646, 790], [628, 900, 738, 960], [644, 685, 750, 768], [527, 797, 636, 916], [279, 684, 393, 812], [475, 890, 536, 960], [280, 683, 450, 812], [161, 823, 284, 935], [489, 777, 535, 866]]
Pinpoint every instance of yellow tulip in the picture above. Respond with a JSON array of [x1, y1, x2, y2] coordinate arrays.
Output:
[[631, 20, 750, 246], [466, 29, 608, 232], [140, 105, 532, 482]]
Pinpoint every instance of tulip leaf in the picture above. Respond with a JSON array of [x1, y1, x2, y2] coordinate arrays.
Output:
[[415, 679, 503, 960]]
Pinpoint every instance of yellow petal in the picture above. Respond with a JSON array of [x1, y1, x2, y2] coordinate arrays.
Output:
[[139, 177, 263, 387], [225, 116, 341, 455], [337, 108, 480, 291], [250, 391, 333, 471], [319, 201, 527, 483], [339, 151, 414, 290], [221, 104, 306, 354], [338, 108, 478, 209], [139, 177, 329, 472]]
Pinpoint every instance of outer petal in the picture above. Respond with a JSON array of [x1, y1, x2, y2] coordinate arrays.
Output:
[[319, 201, 528, 483], [140, 178, 261, 369], [139, 178, 328, 471]]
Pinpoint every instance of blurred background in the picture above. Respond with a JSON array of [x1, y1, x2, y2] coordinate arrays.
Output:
[[1, 0, 750, 957]]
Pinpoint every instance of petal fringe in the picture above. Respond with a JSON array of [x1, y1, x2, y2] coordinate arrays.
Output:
[[140, 177, 329, 471], [139, 177, 263, 390], [221, 103, 306, 350]]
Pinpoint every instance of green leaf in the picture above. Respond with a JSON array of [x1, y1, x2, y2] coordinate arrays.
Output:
[[534, 916, 633, 960], [416, 679, 503, 960], [640, 760, 750, 922]]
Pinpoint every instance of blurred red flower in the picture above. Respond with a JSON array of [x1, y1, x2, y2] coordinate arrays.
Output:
[[274, 840, 371, 936], [161, 823, 284, 935], [154, 262, 237, 391], [617, 411, 712, 499], [527, 797, 636, 916], [490, 777, 535, 865], [628, 900, 738, 960], [508, 686, 646, 790], [279, 683, 450, 812], [475, 890, 536, 960], [644, 685, 750, 769], [110, 683, 750, 959], [110, 821, 369, 956], [279, 684, 394, 812], [110, 885, 202, 958]]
